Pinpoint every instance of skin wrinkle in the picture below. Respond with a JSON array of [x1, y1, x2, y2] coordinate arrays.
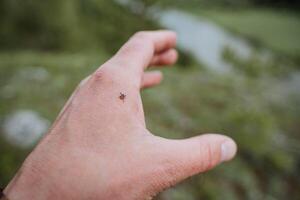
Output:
[[203, 142, 214, 171]]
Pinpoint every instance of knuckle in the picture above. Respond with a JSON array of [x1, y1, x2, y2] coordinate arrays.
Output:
[[200, 143, 220, 171], [91, 67, 117, 84], [91, 66, 139, 89], [92, 68, 106, 82]]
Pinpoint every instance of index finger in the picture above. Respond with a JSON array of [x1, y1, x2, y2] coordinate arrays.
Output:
[[108, 30, 177, 75]]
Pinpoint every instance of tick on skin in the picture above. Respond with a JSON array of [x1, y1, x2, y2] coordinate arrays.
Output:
[[119, 92, 126, 102]]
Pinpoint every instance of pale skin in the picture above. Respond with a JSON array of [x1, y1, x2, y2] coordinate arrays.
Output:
[[4, 30, 237, 200]]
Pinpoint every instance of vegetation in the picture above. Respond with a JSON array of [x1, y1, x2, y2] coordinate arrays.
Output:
[[0, 0, 157, 53], [189, 8, 300, 63], [0, 0, 299, 200]]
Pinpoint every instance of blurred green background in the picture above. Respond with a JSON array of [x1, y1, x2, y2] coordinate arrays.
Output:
[[0, 0, 300, 199]]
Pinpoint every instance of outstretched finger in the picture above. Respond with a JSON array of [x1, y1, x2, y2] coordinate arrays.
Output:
[[141, 71, 163, 89], [108, 30, 177, 75], [150, 48, 178, 67]]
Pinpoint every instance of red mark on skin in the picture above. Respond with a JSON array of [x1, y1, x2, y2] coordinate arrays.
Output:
[[119, 92, 126, 102]]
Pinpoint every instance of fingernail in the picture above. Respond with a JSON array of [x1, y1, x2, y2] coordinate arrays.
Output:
[[221, 139, 237, 162]]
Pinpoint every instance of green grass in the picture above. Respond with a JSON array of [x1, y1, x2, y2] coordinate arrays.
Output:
[[190, 8, 300, 61], [0, 51, 109, 120], [1, 52, 299, 199]]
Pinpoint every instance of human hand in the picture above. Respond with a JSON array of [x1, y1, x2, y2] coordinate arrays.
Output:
[[4, 30, 237, 200]]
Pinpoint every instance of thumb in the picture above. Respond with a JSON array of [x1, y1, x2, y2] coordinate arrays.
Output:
[[152, 134, 237, 192]]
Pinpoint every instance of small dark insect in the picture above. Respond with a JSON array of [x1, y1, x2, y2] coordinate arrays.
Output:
[[119, 92, 126, 102]]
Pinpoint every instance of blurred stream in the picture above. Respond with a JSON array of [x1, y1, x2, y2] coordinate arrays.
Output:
[[156, 9, 254, 72]]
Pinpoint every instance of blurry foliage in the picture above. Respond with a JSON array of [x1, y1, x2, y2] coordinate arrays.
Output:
[[196, 9, 300, 64], [0, 138, 30, 186], [0, 0, 196, 66], [0, 0, 157, 53], [1, 51, 299, 199], [146, 67, 300, 200], [143, 0, 300, 9], [0, 0, 300, 200], [140, 0, 300, 63], [222, 47, 293, 77]]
